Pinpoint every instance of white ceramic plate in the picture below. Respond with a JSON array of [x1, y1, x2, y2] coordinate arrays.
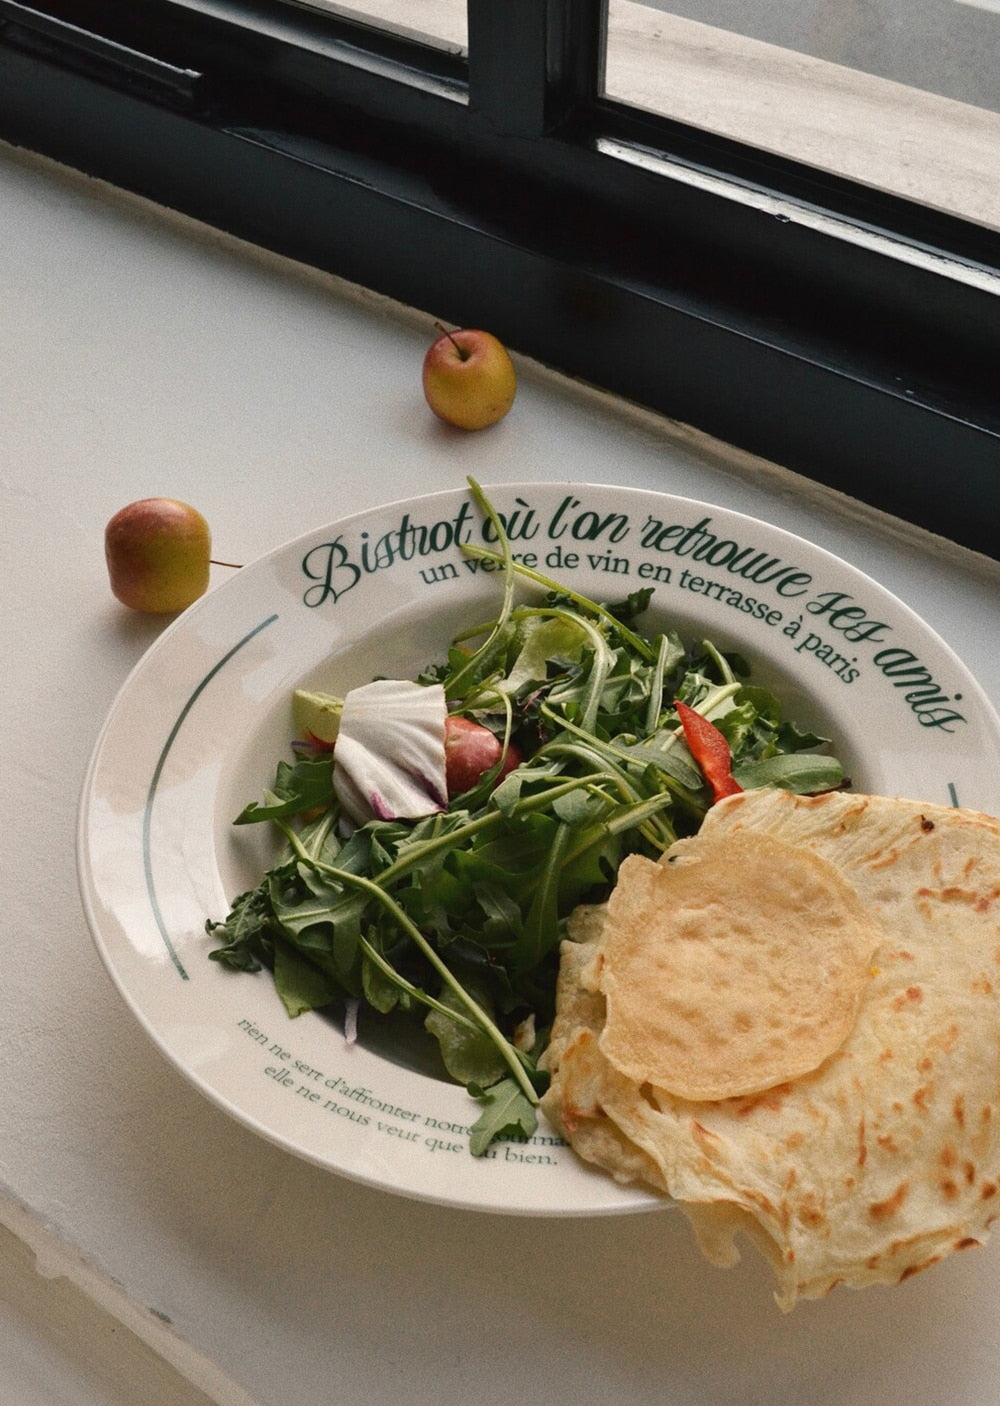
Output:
[[77, 483, 1000, 1215]]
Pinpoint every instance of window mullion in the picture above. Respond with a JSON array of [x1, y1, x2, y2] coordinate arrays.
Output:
[[546, 0, 607, 120], [466, 0, 547, 137], [466, 0, 606, 138]]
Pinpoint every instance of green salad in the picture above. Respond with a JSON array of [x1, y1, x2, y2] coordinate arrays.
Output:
[[207, 483, 844, 1154]]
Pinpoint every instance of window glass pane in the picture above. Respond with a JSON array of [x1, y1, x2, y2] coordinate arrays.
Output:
[[293, 0, 466, 53], [605, 0, 1000, 231]]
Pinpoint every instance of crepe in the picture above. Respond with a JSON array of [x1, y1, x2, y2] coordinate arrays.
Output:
[[597, 830, 882, 1101], [541, 789, 1000, 1309]]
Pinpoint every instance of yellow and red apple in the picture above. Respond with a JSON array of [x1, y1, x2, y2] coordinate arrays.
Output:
[[422, 327, 517, 430], [105, 497, 211, 613]]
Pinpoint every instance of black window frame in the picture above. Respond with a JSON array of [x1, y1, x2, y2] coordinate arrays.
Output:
[[1, 0, 997, 557]]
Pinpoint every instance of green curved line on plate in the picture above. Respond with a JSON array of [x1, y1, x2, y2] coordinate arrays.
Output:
[[948, 782, 959, 807], [143, 614, 280, 978]]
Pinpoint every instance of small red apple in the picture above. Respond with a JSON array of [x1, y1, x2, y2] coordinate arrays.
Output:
[[422, 326, 517, 430], [105, 497, 211, 613], [444, 715, 522, 796]]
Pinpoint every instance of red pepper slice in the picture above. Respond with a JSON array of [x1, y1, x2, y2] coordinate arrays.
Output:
[[674, 698, 743, 804]]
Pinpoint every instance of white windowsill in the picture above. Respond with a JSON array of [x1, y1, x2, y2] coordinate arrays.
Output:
[[605, 1, 1000, 233]]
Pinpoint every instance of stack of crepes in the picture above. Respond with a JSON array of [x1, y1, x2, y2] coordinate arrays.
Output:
[[541, 788, 1000, 1309]]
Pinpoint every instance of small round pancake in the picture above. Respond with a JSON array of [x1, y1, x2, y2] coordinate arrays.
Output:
[[597, 830, 882, 1101]]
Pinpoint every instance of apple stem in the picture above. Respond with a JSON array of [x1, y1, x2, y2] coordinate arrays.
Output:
[[211, 558, 243, 570], [433, 319, 469, 362]]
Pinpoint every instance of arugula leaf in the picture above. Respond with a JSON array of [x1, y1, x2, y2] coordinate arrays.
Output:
[[234, 755, 335, 824], [205, 884, 276, 972], [734, 752, 845, 794], [606, 585, 654, 626], [425, 986, 510, 1087], [467, 1077, 539, 1157], [362, 949, 406, 1014], [513, 821, 573, 975], [273, 938, 341, 1018]]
